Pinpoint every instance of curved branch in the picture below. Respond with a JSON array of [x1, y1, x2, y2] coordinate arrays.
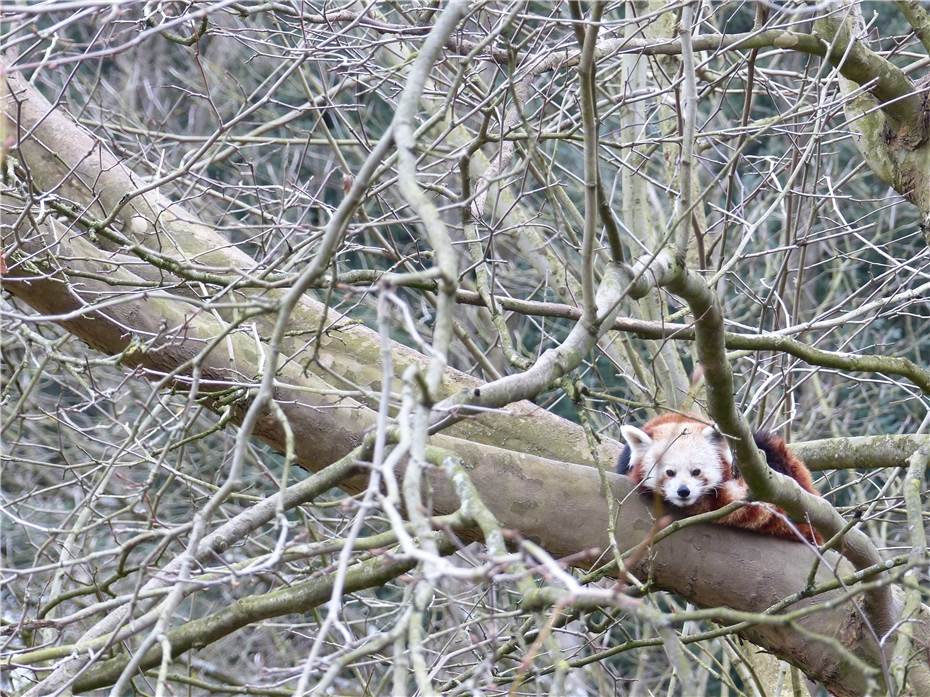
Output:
[[3, 37, 925, 696], [0, 66, 613, 470], [527, 27, 923, 131], [631, 250, 899, 664], [897, 1, 930, 56], [1, 210, 905, 697], [69, 549, 430, 692], [365, 281, 930, 395], [812, 8, 926, 131]]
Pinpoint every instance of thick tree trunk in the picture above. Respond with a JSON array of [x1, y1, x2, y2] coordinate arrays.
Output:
[[1, 65, 925, 697]]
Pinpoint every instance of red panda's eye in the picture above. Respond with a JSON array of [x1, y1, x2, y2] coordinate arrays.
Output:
[[665, 469, 675, 477], [691, 468, 701, 477]]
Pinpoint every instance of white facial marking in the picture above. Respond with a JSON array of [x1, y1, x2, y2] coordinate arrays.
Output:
[[622, 421, 727, 507]]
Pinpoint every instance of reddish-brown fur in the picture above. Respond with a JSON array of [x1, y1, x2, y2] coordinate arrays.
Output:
[[623, 414, 823, 545]]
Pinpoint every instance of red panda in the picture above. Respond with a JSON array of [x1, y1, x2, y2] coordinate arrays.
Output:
[[617, 414, 822, 545]]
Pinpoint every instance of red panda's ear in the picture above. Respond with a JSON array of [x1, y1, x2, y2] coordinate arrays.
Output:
[[620, 426, 652, 457], [702, 425, 733, 465]]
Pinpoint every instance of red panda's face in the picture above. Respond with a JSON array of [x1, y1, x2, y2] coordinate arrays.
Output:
[[620, 420, 731, 507]]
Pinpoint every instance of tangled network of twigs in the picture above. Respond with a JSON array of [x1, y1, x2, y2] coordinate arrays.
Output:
[[2, 2, 930, 696]]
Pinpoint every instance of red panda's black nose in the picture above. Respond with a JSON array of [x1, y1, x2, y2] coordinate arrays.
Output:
[[677, 485, 691, 499]]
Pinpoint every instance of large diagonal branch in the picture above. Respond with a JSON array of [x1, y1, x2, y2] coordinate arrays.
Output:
[[623, 250, 924, 692], [813, 1, 930, 220], [364, 274, 930, 394], [0, 66, 614, 471], [522, 26, 924, 134], [4, 191, 923, 697], [2, 64, 927, 697], [897, 1, 930, 55]]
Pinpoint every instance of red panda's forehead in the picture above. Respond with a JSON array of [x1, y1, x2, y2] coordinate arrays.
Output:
[[650, 421, 703, 444], [647, 421, 727, 463]]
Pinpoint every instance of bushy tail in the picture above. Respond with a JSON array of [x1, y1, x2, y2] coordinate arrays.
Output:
[[753, 430, 792, 477], [751, 430, 818, 495]]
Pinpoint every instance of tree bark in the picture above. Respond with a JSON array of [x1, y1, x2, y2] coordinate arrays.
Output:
[[3, 71, 927, 696]]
